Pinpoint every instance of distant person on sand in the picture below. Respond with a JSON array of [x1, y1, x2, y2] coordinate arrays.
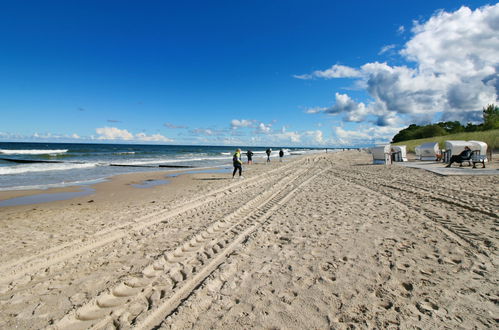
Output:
[[232, 148, 243, 178], [266, 148, 272, 162], [279, 149, 284, 162], [246, 150, 253, 164], [445, 146, 471, 168]]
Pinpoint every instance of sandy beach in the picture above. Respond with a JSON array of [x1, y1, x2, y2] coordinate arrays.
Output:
[[0, 151, 498, 329]]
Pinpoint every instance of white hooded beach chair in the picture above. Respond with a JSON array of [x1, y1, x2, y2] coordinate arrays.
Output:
[[391, 145, 408, 162], [443, 140, 469, 163], [371, 145, 391, 165], [467, 140, 488, 168], [418, 142, 440, 161]]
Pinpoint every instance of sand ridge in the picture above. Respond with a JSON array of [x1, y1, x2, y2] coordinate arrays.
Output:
[[0, 151, 497, 329]]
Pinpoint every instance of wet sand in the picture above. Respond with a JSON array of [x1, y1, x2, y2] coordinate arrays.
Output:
[[0, 151, 497, 329]]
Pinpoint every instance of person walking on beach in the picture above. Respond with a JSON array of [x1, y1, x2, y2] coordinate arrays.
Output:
[[266, 148, 272, 162], [445, 146, 472, 168], [279, 149, 284, 162], [232, 148, 243, 178], [246, 150, 254, 164]]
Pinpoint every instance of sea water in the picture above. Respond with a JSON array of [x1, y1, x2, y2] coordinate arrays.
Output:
[[0, 142, 321, 191]]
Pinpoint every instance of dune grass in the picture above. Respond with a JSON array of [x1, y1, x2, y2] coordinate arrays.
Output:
[[392, 129, 499, 153]]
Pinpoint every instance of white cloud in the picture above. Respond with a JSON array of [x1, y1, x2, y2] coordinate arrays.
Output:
[[95, 127, 173, 142], [274, 130, 301, 143], [304, 130, 325, 144], [379, 44, 396, 55], [71, 133, 80, 139], [305, 93, 369, 122], [305, 106, 329, 114], [332, 126, 402, 146], [256, 122, 272, 134], [231, 119, 255, 129], [299, 4, 499, 127], [191, 128, 215, 136], [294, 64, 362, 80], [135, 132, 173, 142], [96, 127, 134, 140]]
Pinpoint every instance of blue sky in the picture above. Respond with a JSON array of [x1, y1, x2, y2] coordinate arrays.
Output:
[[1, 0, 497, 147]]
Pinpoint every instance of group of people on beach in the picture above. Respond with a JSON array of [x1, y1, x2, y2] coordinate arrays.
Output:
[[232, 148, 285, 178]]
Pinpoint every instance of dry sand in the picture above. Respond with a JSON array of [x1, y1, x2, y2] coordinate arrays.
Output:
[[0, 151, 497, 329]]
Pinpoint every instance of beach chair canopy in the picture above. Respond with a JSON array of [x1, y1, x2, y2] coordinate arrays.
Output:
[[370, 145, 391, 164], [371, 145, 390, 160], [444, 140, 469, 156], [391, 145, 408, 161], [467, 140, 487, 154], [418, 142, 440, 160]]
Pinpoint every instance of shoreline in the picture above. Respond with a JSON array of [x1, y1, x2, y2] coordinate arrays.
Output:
[[0, 157, 290, 213], [0, 165, 234, 208], [0, 152, 318, 206]]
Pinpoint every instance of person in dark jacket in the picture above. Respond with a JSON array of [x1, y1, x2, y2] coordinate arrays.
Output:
[[445, 146, 472, 167], [265, 148, 272, 162], [279, 149, 284, 162], [246, 150, 254, 164]]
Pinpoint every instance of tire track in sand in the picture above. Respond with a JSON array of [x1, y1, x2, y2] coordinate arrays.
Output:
[[0, 159, 303, 287], [328, 167, 497, 261], [50, 164, 324, 330]]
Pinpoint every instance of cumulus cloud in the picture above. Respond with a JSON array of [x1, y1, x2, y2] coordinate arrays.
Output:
[[231, 119, 255, 129], [303, 130, 325, 144], [256, 122, 272, 134], [266, 128, 325, 145], [229, 119, 274, 135], [332, 126, 402, 146], [305, 93, 369, 122], [294, 64, 362, 80], [273, 130, 301, 143], [96, 127, 134, 140], [95, 127, 173, 142], [298, 4, 499, 127]]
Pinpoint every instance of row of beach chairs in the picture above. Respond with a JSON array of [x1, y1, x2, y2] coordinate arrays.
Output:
[[371, 140, 489, 168]]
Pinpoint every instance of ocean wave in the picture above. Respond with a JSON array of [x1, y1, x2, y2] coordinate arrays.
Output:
[[0, 149, 68, 155], [0, 177, 107, 191], [0, 162, 98, 175], [114, 152, 136, 155]]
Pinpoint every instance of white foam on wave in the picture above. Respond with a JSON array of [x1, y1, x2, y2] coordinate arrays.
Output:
[[0, 162, 98, 175], [0, 177, 108, 191], [0, 149, 68, 155]]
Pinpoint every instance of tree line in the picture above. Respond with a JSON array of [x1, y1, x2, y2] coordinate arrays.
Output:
[[392, 104, 499, 143]]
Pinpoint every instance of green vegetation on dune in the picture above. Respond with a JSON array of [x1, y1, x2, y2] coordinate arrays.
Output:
[[390, 104, 499, 153], [392, 129, 499, 153]]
